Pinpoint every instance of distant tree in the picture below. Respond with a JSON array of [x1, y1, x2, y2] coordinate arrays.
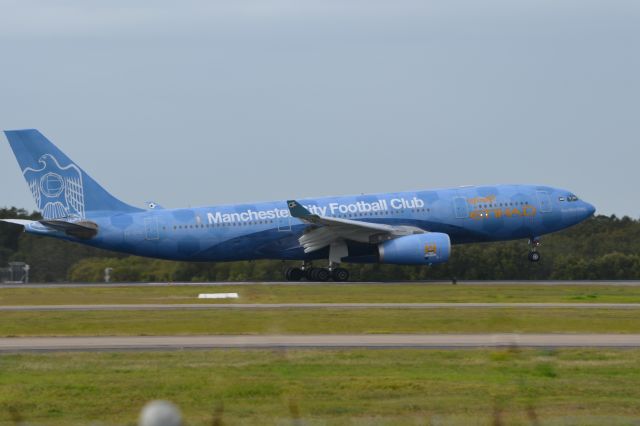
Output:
[[3, 207, 640, 282], [0, 208, 40, 265]]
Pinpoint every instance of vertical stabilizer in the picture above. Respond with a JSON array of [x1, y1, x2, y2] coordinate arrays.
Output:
[[4, 129, 142, 219]]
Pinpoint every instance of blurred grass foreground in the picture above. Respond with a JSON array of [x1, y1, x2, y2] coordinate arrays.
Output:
[[3, 348, 640, 425]]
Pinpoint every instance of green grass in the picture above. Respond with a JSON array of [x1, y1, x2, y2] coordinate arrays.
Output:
[[2, 308, 640, 336], [2, 285, 640, 425], [2, 349, 640, 425], [2, 283, 640, 305]]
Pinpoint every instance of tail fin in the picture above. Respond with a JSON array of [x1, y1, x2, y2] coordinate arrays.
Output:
[[4, 129, 142, 219]]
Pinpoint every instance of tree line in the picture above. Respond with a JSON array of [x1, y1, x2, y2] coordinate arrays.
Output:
[[2, 206, 640, 282]]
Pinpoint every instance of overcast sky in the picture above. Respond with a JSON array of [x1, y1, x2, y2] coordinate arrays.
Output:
[[1, 0, 638, 216]]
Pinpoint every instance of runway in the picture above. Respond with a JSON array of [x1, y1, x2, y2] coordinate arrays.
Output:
[[2, 334, 640, 352], [3, 280, 640, 288], [3, 302, 640, 311]]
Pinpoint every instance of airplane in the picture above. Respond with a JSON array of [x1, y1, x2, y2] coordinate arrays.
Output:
[[2, 129, 596, 282]]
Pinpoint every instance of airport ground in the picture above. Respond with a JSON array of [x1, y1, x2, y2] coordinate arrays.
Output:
[[4, 348, 640, 425], [3, 308, 640, 336], [3, 282, 640, 425], [3, 281, 640, 305]]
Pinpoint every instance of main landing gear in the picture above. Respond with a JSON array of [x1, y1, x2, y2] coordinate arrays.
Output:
[[284, 262, 350, 282], [528, 238, 541, 262]]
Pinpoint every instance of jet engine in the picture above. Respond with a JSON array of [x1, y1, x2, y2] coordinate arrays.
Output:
[[378, 233, 451, 265]]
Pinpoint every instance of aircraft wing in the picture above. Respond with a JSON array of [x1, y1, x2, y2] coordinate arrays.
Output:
[[287, 200, 424, 253]]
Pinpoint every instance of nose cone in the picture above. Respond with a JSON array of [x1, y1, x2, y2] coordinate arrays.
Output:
[[581, 201, 596, 220]]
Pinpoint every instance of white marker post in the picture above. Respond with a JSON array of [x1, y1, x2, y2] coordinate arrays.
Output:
[[198, 293, 239, 299]]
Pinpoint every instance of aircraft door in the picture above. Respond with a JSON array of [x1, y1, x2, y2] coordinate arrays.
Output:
[[453, 197, 469, 219], [277, 217, 291, 232], [144, 217, 159, 240], [536, 191, 553, 213]]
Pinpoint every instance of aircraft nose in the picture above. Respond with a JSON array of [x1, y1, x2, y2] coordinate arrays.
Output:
[[582, 201, 596, 219]]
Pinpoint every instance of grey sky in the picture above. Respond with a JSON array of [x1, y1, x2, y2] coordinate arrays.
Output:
[[1, 0, 638, 216]]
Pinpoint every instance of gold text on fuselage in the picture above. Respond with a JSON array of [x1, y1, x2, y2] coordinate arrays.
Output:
[[467, 195, 496, 205], [469, 205, 536, 220]]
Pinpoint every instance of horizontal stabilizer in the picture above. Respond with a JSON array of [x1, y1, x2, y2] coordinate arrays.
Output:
[[0, 219, 35, 227], [39, 220, 98, 239], [1, 218, 98, 239]]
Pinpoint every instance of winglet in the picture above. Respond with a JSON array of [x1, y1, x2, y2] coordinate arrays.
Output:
[[287, 200, 312, 218]]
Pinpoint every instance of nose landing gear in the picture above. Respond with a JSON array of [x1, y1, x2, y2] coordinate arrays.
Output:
[[528, 238, 541, 262], [528, 251, 541, 262]]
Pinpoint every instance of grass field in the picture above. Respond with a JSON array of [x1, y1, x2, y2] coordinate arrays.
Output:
[[3, 284, 640, 425], [2, 308, 640, 336], [2, 349, 640, 425], [2, 283, 640, 305]]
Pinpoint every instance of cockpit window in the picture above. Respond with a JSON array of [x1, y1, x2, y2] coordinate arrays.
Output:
[[558, 197, 566, 201], [567, 194, 579, 202]]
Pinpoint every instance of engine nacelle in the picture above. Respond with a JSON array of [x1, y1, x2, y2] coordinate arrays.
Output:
[[378, 233, 451, 265]]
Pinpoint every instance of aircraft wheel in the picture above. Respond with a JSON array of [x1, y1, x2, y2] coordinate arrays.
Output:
[[332, 268, 349, 282], [305, 267, 317, 281], [288, 267, 304, 281], [528, 252, 541, 262], [315, 268, 331, 282], [284, 267, 296, 281]]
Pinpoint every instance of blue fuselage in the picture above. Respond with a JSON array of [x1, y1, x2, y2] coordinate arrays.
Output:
[[33, 184, 594, 263]]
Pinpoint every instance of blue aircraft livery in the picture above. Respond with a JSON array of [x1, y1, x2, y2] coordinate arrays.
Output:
[[2, 129, 596, 281]]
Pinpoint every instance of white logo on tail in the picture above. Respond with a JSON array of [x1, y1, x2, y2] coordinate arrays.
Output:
[[22, 154, 85, 219]]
